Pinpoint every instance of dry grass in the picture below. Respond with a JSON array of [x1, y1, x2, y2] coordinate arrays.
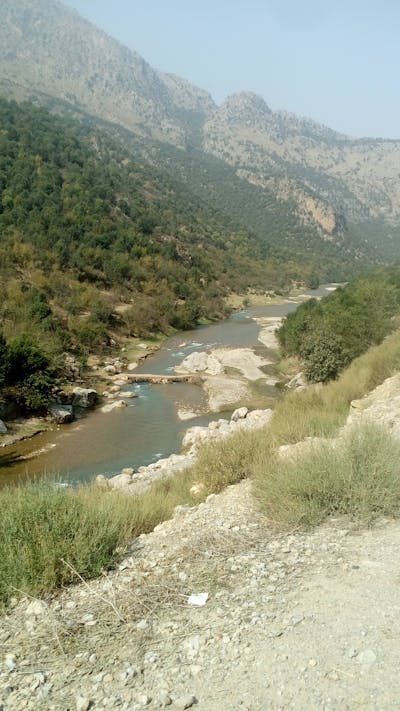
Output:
[[253, 423, 400, 529]]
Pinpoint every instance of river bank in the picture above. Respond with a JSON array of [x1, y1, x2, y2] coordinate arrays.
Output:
[[0, 286, 334, 487]]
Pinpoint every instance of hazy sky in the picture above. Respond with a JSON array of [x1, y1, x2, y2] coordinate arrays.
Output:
[[63, 0, 400, 138]]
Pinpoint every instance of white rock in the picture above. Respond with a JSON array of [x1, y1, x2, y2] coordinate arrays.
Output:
[[174, 694, 197, 709], [108, 472, 133, 489], [357, 649, 377, 665], [104, 365, 116, 374], [231, 406, 249, 422], [121, 467, 134, 476], [75, 696, 91, 711], [25, 600, 47, 618], [101, 400, 128, 413], [4, 653, 17, 671]]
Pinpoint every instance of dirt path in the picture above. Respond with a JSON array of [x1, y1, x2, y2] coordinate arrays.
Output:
[[1, 481, 400, 710]]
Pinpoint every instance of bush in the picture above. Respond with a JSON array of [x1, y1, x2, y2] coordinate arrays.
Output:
[[300, 329, 349, 382]]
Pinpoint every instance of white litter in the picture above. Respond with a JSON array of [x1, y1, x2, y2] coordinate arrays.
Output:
[[187, 592, 209, 607]]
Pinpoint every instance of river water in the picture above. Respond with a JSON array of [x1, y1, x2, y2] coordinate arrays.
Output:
[[0, 286, 333, 487]]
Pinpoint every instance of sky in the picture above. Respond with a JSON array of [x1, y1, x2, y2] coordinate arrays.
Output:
[[62, 0, 400, 139]]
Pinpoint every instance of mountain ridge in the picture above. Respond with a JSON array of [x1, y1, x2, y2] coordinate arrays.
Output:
[[1, 0, 400, 268]]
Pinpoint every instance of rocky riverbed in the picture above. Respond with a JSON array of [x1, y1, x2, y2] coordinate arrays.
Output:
[[103, 406, 272, 495], [174, 316, 283, 412]]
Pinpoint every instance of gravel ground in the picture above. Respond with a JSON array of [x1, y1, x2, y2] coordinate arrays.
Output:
[[1, 479, 400, 711]]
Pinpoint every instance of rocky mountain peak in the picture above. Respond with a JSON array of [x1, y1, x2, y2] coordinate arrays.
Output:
[[160, 73, 216, 117], [218, 91, 273, 124]]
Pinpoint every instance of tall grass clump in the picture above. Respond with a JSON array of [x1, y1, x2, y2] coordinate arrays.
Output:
[[188, 429, 262, 494], [253, 423, 400, 529], [0, 481, 172, 607]]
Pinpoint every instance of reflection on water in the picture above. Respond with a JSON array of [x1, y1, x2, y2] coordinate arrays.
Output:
[[0, 286, 333, 487]]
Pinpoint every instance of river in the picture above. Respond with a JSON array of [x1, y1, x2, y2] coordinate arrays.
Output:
[[0, 286, 334, 487]]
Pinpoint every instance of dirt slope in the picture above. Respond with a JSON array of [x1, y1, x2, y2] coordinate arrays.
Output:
[[1, 479, 400, 710]]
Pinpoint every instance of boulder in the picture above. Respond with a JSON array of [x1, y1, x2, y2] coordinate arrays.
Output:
[[0, 419, 7, 434], [286, 372, 307, 390], [72, 387, 98, 408], [95, 474, 110, 489], [63, 353, 81, 380], [231, 406, 249, 422], [121, 467, 134, 476], [49, 404, 74, 424], [176, 351, 224, 375], [108, 471, 133, 489], [101, 400, 128, 413], [104, 364, 116, 374]]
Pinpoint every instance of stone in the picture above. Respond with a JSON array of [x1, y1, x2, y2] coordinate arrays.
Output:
[[75, 696, 91, 711], [0, 419, 7, 433], [176, 351, 224, 375], [48, 404, 74, 424], [136, 618, 149, 631], [95, 474, 110, 489], [4, 653, 17, 671], [119, 391, 138, 398], [231, 406, 249, 422], [104, 364, 117, 374], [108, 472, 133, 489], [174, 694, 197, 709], [101, 400, 128, 413], [137, 693, 152, 706], [156, 691, 172, 707], [63, 353, 82, 380], [72, 387, 98, 408], [25, 600, 47, 618], [122, 467, 134, 476], [357, 649, 377, 665], [286, 372, 306, 390]]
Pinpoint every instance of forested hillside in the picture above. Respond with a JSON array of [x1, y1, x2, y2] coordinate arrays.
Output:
[[0, 98, 298, 364], [278, 264, 400, 382]]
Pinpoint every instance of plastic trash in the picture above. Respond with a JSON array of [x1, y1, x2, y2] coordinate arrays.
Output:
[[187, 592, 209, 606]]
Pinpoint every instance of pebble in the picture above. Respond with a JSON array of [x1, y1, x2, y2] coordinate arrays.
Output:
[[173, 694, 197, 709], [136, 693, 152, 706], [4, 653, 17, 671], [155, 691, 172, 707], [75, 696, 91, 711], [357, 649, 377, 665]]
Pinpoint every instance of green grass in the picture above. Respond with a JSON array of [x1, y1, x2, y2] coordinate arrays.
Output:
[[0, 430, 255, 608], [253, 423, 400, 529]]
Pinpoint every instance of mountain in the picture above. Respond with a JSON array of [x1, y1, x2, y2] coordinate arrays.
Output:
[[0, 0, 215, 146], [203, 92, 400, 243], [1, 0, 400, 271]]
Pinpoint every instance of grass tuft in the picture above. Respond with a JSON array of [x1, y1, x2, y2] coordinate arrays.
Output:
[[253, 423, 400, 529]]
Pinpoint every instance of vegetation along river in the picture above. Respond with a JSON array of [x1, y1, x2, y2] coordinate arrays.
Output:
[[0, 286, 334, 487]]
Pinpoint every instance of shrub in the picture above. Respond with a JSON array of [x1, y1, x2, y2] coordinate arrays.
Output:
[[253, 423, 400, 529], [300, 329, 349, 382]]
